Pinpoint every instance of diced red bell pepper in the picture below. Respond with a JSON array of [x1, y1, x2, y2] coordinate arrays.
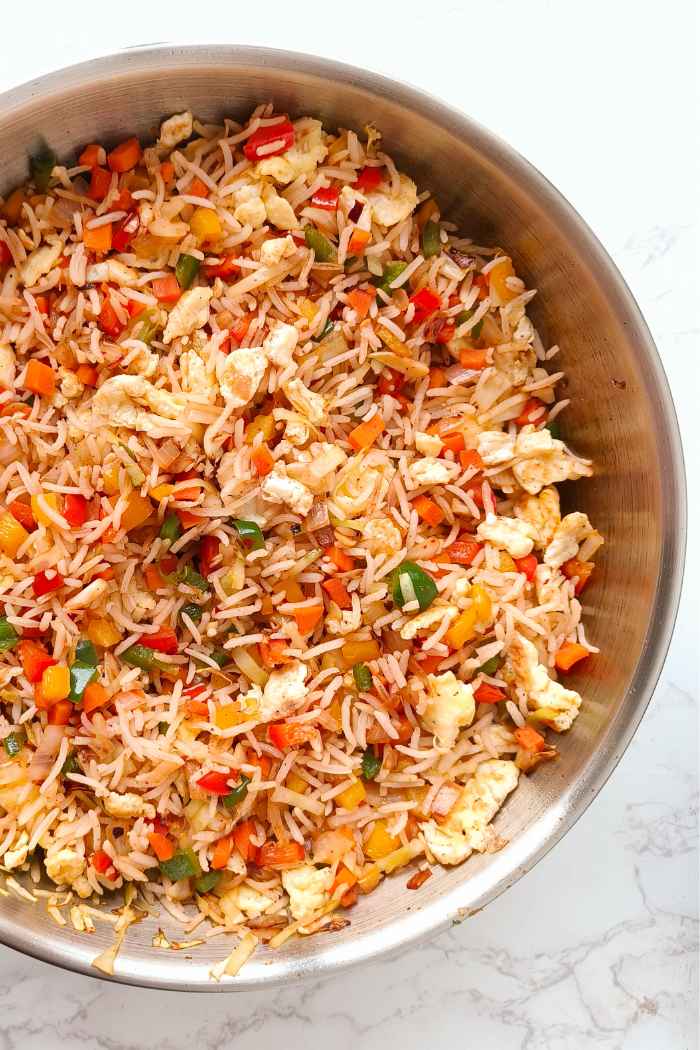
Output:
[[353, 166, 383, 191], [441, 538, 483, 566], [112, 211, 140, 252], [198, 535, 220, 578], [18, 639, 56, 683], [152, 274, 181, 303], [196, 770, 235, 795], [435, 321, 456, 345], [474, 682, 505, 704], [48, 700, 73, 725], [204, 252, 240, 279], [90, 849, 116, 876], [0, 242, 12, 267], [268, 722, 317, 749], [98, 298, 126, 338], [377, 368, 405, 397], [63, 493, 88, 527], [409, 287, 442, 324], [127, 298, 146, 318], [183, 682, 207, 700], [243, 119, 295, 161], [111, 187, 133, 212], [514, 554, 538, 581], [515, 397, 546, 427], [8, 499, 36, 531], [258, 638, 290, 668], [310, 186, 339, 211], [88, 166, 112, 202], [32, 570, 64, 597], [138, 626, 179, 654]]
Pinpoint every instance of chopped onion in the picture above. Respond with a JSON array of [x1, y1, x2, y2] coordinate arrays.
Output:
[[305, 499, 329, 533], [448, 249, 475, 269], [155, 439, 181, 469], [445, 363, 480, 385], [28, 725, 65, 782], [313, 829, 354, 865], [232, 647, 269, 687], [314, 525, 335, 549]]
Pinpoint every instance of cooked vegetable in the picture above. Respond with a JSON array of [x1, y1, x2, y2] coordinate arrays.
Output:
[[372, 261, 407, 296], [360, 746, 381, 781], [421, 220, 441, 258], [554, 642, 590, 672], [177, 564, 209, 592], [352, 663, 373, 691], [0, 617, 19, 653], [33, 569, 65, 597], [243, 119, 295, 161], [232, 518, 265, 551], [30, 145, 57, 191], [304, 226, 337, 262], [175, 253, 200, 289], [194, 870, 221, 894], [3, 730, 25, 758], [477, 654, 503, 677], [348, 413, 384, 451], [159, 512, 182, 543], [390, 561, 438, 611], [121, 644, 167, 671], [69, 662, 98, 702], [223, 774, 251, 809], [159, 847, 200, 881], [180, 602, 203, 624]]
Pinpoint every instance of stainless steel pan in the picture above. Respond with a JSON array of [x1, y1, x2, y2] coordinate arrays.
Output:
[[0, 45, 685, 990]]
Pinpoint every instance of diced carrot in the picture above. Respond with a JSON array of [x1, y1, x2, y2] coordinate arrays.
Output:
[[232, 820, 258, 863], [258, 638, 290, 668], [107, 137, 142, 174], [186, 176, 209, 199], [346, 287, 373, 320], [258, 841, 305, 869], [325, 545, 355, 571], [554, 642, 590, 673], [441, 431, 465, 454], [406, 868, 432, 890], [332, 863, 358, 894], [412, 495, 445, 527], [160, 161, 174, 183], [79, 144, 102, 167], [148, 831, 175, 862], [75, 363, 98, 387], [152, 274, 181, 303], [416, 653, 444, 674], [176, 509, 201, 529], [48, 699, 73, 726], [429, 368, 447, 389], [8, 499, 36, 532], [515, 397, 546, 427], [438, 537, 482, 566], [83, 222, 113, 253], [562, 558, 595, 595], [245, 751, 272, 778], [268, 722, 317, 750], [292, 603, 323, 634], [83, 682, 110, 714], [211, 834, 234, 870], [348, 413, 384, 451], [127, 298, 146, 318], [23, 359, 56, 397], [459, 348, 488, 370], [322, 578, 351, 609], [514, 726, 546, 752], [459, 448, 484, 470], [18, 640, 56, 683], [474, 682, 505, 704], [184, 699, 210, 719], [111, 187, 133, 212], [347, 228, 371, 255], [251, 444, 274, 476], [88, 166, 112, 201]]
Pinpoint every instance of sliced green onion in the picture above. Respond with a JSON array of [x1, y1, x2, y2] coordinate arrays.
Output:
[[133, 308, 161, 346], [62, 750, 79, 776], [117, 443, 146, 487], [360, 746, 381, 781], [194, 870, 221, 894], [175, 253, 200, 290], [232, 518, 265, 552], [121, 644, 166, 671], [3, 730, 25, 758], [456, 309, 483, 340], [223, 774, 251, 809], [372, 261, 407, 296], [180, 602, 203, 624], [315, 319, 334, 342], [69, 662, 98, 702], [352, 663, 373, 692], [304, 226, 337, 262], [75, 639, 98, 666], [177, 565, 209, 592], [477, 654, 504, 677], [0, 617, 19, 653], [390, 561, 438, 611], [30, 145, 57, 192], [160, 512, 182, 543], [421, 220, 441, 258], [159, 847, 200, 882]]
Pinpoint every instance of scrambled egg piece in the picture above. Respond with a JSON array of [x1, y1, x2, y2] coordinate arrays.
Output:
[[181, 345, 217, 397], [256, 118, 328, 184], [421, 759, 519, 865], [104, 791, 154, 820], [219, 347, 267, 407], [283, 418, 310, 446], [365, 172, 418, 227], [364, 517, 402, 557], [281, 864, 333, 924], [262, 186, 298, 230], [477, 431, 517, 466], [477, 514, 538, 558], [508, 631, 582, 731], [0, 344, 15, 389], [158, 110, 193, 148], [401, 605, 457, 641], [422, 671, 476, 749], [514, 486, 561, 548], [259, 660, 309, 723], [415, 431, 443, 457], [86, 260, 139, 286], [512, 429, 592, 495], [263, 321, 299, 367], [90, 375, 185, 436], [331, 458, 390, 518], [232, 181, 267, 228], [492, 344, 536, 387], [534, 563, 564, 607], [20, 239, 63, 288], [260, 466, 314, 516], [544, 512, 601, 570], [163, 287, 212, 343], [2, 830, 30, 870], [284, 378, 327, 426], [44, 847, 85, 887], [259, 234, 296, 267], [408, 457, 461, 487], [327, 596, 362, 636], [286, 442, 347, 494], [219, 883, 274, 926]]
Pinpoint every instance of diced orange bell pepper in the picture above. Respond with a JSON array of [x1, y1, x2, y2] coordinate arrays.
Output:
[[24, 359, 56, 397], [347, 228, 371, 255], [83, 682, 110, 714], [459, 348, 488, 370], [514, 725, 546, 752], [148, 831, 175, 862], [348, 412, 384, 451], [83, 222, 113, 254], [258, 841, 305, 869], [211, 834, 234, 870], [292, 603, 323, 634], [322, 578, 352, 609], [107, 137, 142, 174], [412, 495, 445, 527], [268, 722, 317, 750], [232, 819, 257, 863], [554, 642, 590, 673], [346, 287, 373, 320], [325, 546, 355, 571], [251, 444, 274, 476], [152, 274, 181, 303]]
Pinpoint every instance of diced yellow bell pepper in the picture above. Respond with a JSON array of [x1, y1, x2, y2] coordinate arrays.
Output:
[[31, 492, 61, 528], [499, 552, 516, 572], [445, 607, 478, 650], [119, 491, 153, 532], [341, 639, 381, 665], [378, 325, 409, 357], [245, 414, 275, 445], [214, 702, 246, 730], [358, 865, 382, 893], [284, 578, 304, 603], [190, 206, 222, 243], [41, 664, 70, 702], [149, 483, 174, 502], [470, 583, 492, 623], [326, 695, 343, 725], [337, 779, 366, 811], [1, 188, 26, 224], [365, 820, 400, 861], [86, 617, 123, 648], [286, 772, 307, 795], [297, 298, 318, 322], [101, 463, 121, 496], [488, 257, 518, 303], [0, 512, 29, 557]]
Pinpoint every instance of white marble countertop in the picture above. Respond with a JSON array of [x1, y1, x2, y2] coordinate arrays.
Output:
[[0, 2, 697, 1046]]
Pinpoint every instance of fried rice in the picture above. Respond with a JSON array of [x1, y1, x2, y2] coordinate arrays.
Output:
[[0, 105, 604, 975]]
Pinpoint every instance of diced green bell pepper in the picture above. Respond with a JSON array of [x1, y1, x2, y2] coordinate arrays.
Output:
[[360, 746, 381, 781], [390, 561, 438, 611], [69, 662, 98, 702], [304, 226, 337, 262], [232, 518, 265, 551], [175, 253, 200, 290], [0, 617, 19, 653], [159, 847, 201, 881], [223, 774, 251, 809]]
